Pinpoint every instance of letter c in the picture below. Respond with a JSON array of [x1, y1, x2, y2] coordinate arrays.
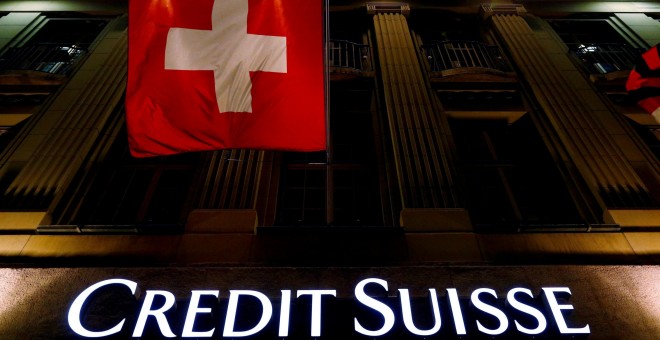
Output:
[[68, 279, 138, 338]]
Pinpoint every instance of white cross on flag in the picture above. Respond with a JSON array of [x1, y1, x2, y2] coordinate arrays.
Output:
[[127, 0, 326, 157]]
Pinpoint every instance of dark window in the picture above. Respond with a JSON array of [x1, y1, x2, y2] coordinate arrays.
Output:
[[276, 82, 383, 227], [328, 10, 373, 74], [27, 17, 108, 48], [438, 91, 523, 111], [278, 158, 327, 226], [411, 12, 512, 77], [450, 116, 584, 230], [60, 128, 199, 229], [548, 19, 628, 46], [410, 11, 482, 42], [329, 9, 369, 43], [548, 19, 639, 75], [0, 17, 108, 76]]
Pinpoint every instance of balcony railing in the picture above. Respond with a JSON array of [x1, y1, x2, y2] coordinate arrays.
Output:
[[0, 43, 87, 76], [328, 39, 372, 72], [422, 40, 511, 73], [570, 43, 640, 75]]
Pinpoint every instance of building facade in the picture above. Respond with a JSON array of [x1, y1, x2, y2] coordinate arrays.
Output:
[[0, 0, 658, 339]]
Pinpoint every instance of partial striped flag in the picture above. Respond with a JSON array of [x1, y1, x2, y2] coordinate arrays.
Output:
[[626, 44, 660, 120]]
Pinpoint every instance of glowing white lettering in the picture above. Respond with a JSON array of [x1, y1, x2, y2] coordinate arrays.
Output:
[[69, 278, 590, 338], [181, 290, 219, 338], [399, 288, 442, 336], [132, 290, 177, 338], [279, 290, 292, 337], [297, 290, 337, 337], [223, 290, 273, 337], [542, 287, 590, 334], [354, 278, 396, 336], [446, 288, 467, 335], [506, 288, 547, 335], [471, 288, 509, 335], [68, 279, 138, 338]]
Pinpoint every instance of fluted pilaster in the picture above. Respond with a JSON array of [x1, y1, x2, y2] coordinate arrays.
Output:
[[487, 7, 654, 215], [2, 17, 128, 211], [373, 13, 458, 210]]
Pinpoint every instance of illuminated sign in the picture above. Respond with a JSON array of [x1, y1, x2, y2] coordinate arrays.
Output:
[[68, 278, 590, 338]]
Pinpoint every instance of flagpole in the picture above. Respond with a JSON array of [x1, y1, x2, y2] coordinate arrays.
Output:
[[324, 0, 331, 163], [324, 0, 333, 226]]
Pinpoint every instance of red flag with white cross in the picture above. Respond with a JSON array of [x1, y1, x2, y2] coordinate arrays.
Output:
[[626, 44, 660, 121], [126, 0, 326, 157]]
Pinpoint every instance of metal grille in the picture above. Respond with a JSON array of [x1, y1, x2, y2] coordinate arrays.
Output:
[[0, 43, 86, 75], [570, 43, 640, 74], [328, 39, 372, 72], [421, 40, 510, 73]]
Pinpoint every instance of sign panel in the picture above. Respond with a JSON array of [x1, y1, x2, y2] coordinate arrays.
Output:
[[0, 266, 657, 339], [68, 278, 591, 338]]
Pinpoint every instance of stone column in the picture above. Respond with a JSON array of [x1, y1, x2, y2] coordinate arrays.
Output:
[[0, 13, 43, 51], [185, 149, 270, 233], [371, 5, 471, 231], [612, 13, 660, 47], [0, 16, 128, 229], [484, 4, 660, 227]]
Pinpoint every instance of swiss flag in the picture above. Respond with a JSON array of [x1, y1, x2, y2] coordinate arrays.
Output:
[[127, 0, 326, 157]]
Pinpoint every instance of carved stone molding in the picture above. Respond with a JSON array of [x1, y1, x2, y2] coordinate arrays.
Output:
[[481, 3, 527, 18], [367, 2, 410, 17]]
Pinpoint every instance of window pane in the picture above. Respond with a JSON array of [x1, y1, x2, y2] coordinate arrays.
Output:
[[450, 116, 584, 228]]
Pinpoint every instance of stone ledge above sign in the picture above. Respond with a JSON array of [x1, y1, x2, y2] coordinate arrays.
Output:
[[400, 208, 473, 232], [185, 209, 258, 234]]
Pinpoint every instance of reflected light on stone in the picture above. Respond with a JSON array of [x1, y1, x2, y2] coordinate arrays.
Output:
[[0, 269, 66, 322], [0, 1, 77, 11], [595, 266, 660, 328], [633, 268, 660, 322]]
